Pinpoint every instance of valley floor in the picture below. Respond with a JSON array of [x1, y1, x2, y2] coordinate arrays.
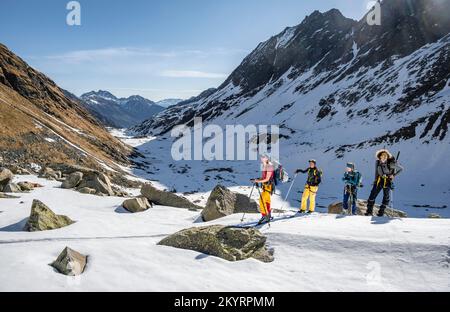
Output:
[[0, 175, 449, 292]]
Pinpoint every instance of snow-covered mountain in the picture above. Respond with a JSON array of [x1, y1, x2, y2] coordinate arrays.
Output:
[[80, 91, 165, 128], [129, 0, 450, 210], [156, 98, 184, 108]]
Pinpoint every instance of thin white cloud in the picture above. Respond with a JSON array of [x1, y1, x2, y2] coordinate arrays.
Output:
[[160, 70, 227, 79], [44, 47, 248, 63]]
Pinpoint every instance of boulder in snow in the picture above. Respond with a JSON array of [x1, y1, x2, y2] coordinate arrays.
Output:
[[428, 213, 441, 219], [3, 183, 21, 193], [77, 187, 97, 195], [8, 165, 31, 175], [141, 183, 203, 210], [24, 199, 75, 232], [158, 225, 274, 263], [39, 167, 61, 180], [202, 185, 258, 222], [328, 200, 407, 218], [0, 167, 14, 191], [77, 172, 114, 196], [122, 197, 152, 213], [17, 181, 43, 192], [51, 247, 87, 276], [61, 172, 83, 189]]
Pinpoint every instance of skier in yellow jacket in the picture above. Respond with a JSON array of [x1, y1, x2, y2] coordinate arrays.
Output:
[[295, 160, 323, 214]]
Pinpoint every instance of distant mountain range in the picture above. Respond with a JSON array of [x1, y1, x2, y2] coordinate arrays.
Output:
[[79, 91, 165, 128]]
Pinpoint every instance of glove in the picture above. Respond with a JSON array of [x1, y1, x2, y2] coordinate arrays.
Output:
[[295, 169, 302, 174]]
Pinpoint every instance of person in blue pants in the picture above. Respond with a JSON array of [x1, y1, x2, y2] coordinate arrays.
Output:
[[342, 163, 362, 215]]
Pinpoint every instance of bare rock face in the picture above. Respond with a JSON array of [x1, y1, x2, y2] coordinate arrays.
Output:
[[77, 172, 114, 196], [51, 247, 87, 276], [122, 197, 152, 213], [141, 184, 203, 210], [61, 172, 83, 189], [24, 200, 75, 232], [202, 185, 258, 222], [328, 200, 408, 218], [0, 167, 14, 191], [159, 225, 274, 263]]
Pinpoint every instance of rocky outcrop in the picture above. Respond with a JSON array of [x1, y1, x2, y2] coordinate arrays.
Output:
[[328, 200, 408, 218], [141, 184, 203, 210], [61, 172, 83, 189], [201, 185, 259, 222], [77, 172, 114, 196], [0, 167, 14, 191], [24, 200, 75, 232], [51, 247, 87, 276], [122, 197, 152, 213], [159, 225, 274, 263]]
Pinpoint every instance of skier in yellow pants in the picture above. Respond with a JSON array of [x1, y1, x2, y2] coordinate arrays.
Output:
[[252, 154, 274, 225], [295, 160, 323, 214]]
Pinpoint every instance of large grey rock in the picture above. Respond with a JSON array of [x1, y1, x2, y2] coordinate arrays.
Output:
[[328, 200, 408, 218], [201, 185, 258, 222], [159, 225, 274, 263], [77, 172, 114, 196], [51, 247, 87, 276], [3, 183, 21, 193], [122, 197, 152, 213], [0, 167, 14, 191], [61, 172, 83, 189], [141, 184, 203, 210], [24, 200, 75, 232]]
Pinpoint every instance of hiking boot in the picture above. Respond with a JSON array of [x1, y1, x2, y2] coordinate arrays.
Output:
[[365, 212, 373, 216], [299, 210, 307, 214], [377, 211, 385, 217], [257, 216, 266, 225], [307, 211, 314, 214]]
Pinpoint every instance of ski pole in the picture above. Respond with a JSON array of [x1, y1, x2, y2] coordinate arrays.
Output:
[[278, 173, 298, 217], [241, 183, 256, 222]]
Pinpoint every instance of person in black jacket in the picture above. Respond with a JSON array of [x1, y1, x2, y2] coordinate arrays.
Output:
[[366, 149, 403, 217], [295, 160, 323, 214]]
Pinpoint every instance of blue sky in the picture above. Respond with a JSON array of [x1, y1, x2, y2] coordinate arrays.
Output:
[[1, 0, 370, 101]]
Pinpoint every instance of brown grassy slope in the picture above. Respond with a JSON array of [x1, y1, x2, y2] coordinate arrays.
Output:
[[0, 43, 133, 170]]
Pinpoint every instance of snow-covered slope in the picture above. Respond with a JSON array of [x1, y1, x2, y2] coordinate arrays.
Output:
[[0, 175, 448, 291], [80, 91, 165, 128], [156, 98, 184, 108], [129, 0, 450, 210]]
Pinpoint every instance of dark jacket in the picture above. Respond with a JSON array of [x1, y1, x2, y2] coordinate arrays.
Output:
[[298, 167, 322, 186]]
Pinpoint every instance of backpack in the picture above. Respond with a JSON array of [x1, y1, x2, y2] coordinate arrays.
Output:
[[270, 159, 289, 186]]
